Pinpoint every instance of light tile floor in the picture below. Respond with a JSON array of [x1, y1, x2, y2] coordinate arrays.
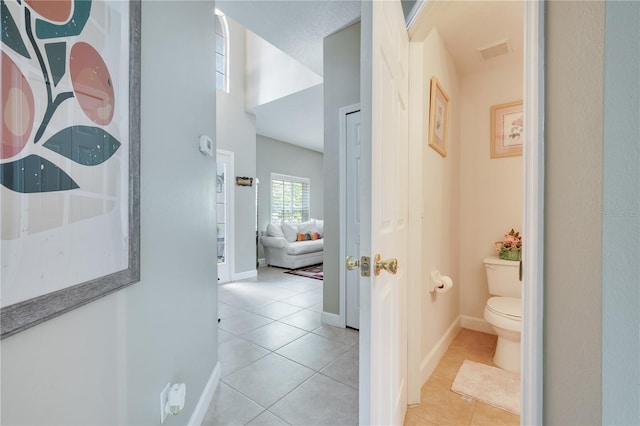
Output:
[[404, 329, 520, 426], [204, 266, 359, 426]]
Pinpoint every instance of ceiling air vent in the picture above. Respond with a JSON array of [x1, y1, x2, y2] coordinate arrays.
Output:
[[477, 40, 512, 61]]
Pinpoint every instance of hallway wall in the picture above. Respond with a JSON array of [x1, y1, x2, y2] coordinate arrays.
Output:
[[216, 18, 258, 276], [546, 1, 639, 424], [0, 2, 219, 424], [545, 1, 604, 423], [322, 22, 361, 315], [602, 2, 640, 423]]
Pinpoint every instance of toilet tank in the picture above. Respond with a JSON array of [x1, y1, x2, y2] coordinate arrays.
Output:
[[483, 256, 521, 298]]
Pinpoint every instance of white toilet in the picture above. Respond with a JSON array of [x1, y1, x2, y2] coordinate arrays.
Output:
[[483, 256, 522, 373]]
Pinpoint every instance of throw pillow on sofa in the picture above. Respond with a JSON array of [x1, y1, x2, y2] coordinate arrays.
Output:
[[315, 219, 324, 237], [296, 232, 321, 241], [267, 223, 285, 238], [281, 222, 299, 242], [298, 220, 318, 235]]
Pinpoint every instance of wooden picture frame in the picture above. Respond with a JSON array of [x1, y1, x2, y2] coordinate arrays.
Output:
[[490, 101, 523, 158], [428, 77, 450, 157], [236, 176, 254, 187], [1, 0, 141, 338]]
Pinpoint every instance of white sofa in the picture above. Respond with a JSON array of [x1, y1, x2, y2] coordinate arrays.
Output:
[[260, 219, 324, 269]]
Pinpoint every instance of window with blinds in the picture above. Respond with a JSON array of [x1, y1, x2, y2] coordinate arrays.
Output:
[[215, 13, 229, 92], [270, 173, 310, 224]]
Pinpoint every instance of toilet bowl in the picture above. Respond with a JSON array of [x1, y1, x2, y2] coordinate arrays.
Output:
[[484, 296, 521, 373], [483, 256, 522, 373]]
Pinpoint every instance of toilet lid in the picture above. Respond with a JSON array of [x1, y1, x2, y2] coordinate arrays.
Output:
[[487, 297, 521, 319]]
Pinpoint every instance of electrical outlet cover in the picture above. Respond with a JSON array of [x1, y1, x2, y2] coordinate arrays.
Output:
[[160, 382, 171, 424]]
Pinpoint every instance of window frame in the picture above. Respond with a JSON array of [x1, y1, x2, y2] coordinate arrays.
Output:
[[270, 173, 311, 225], [215, 12, 229, 93]]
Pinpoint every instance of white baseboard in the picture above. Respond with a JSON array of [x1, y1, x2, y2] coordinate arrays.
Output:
[[232, 270, 257, 281], [418, 316, 497, 386], [258, 258, 266, 267], [420, 317, 462, 386], [321, 311, 344, 328], [460, 315, 495, 335], [188, 362, 221, 426]]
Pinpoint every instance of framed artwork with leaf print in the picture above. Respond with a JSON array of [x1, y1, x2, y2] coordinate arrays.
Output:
[[1, 0, 140, 338]]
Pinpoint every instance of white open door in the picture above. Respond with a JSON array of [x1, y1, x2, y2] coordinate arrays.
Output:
[[356, 1, 409, 424], [216, 149, 234, 283]]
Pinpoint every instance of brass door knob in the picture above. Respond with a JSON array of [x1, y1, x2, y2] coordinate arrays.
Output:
[[346, 256, 360, 270], [374, 254, 399, 276]]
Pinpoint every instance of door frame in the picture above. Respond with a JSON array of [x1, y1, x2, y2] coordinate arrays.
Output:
[[404, 0, 545, 424], [345, 106, 362, 329], [348, 0, 544, 422], [216, 149, 235, 284], [521, 1, 544, 423], [338, 103, 362, 329]]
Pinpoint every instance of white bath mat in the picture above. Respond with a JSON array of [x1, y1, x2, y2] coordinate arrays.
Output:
[[451, 360, 520, 415]]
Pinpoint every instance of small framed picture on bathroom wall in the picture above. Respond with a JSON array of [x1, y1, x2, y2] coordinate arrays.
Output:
[[428, 77, 450, 158], [490, 101, 523, 158]]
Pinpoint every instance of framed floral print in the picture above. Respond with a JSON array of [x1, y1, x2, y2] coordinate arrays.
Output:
[[490, 101, 523, 158], [428, 77, 449, 158]]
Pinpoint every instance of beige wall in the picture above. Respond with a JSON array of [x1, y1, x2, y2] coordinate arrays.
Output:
[[419, 28, 461, 360], [544, 1, 604, 424], [459, 62, 523, 320]]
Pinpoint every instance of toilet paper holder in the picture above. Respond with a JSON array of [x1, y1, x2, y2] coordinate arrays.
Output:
[[429, 270, 453, 293]]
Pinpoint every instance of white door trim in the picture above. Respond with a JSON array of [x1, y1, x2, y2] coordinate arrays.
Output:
[[345, 108, 362, 329], [216, 149, 235, 283], [338, 103, 362, 329], [404, 0, 426, 29], [406, 39, 424, 406], [522, 1, 544, 424]]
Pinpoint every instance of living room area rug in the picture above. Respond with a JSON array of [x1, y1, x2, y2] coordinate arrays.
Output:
[[451, 360, 520, 415], [285, 263, 323, 280]]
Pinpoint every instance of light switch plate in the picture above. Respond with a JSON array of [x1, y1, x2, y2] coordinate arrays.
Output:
[[199, 135, 213, 156]]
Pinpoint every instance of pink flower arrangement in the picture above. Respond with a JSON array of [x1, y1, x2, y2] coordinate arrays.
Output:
[[495, 229, 522, 261]]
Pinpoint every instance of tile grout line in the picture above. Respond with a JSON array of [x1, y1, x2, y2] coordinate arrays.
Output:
[[407, 330, 517, 426], [224, 327, 356, 380], [220, 341, 348, 422], [212, 268, 359, 426], [225, 368, 353, 426], [244, 409, 291, 426]]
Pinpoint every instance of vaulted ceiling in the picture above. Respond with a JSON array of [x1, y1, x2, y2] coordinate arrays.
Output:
[[218, 1, 361, 77], [217, 1, 523, 154]]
